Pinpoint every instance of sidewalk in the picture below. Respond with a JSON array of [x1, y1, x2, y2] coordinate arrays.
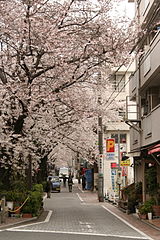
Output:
[[81, 189, 160, 229], [77, 185, 160, 240]]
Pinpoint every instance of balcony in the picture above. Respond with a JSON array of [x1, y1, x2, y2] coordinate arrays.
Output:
[[141, 104, 160, 146], [138, 0, 158, 26], [129, 70, 139, 100], [125, 96, 141, 133], [139, 31, 160, 89]]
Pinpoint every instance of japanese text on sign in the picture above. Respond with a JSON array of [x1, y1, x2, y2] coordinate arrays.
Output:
[[120, 159, 130, 166]]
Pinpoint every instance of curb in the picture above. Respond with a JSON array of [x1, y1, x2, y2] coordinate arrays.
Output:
[[0, 216, 37, 230], [0, 209, 48, 230], [140, 219, 160, 231]]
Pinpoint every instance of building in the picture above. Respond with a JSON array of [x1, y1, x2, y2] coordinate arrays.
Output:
[[127, 0, 160, 202], [103, 64, 135, 201]]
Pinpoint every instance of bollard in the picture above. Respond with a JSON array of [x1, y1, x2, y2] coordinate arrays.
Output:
[[98, 174, 104, 202]]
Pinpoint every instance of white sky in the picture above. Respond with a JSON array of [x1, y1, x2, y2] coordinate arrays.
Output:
[[111, 0, 135, 19], [123, 0, 135, 19], [53, 0, 135, 18]]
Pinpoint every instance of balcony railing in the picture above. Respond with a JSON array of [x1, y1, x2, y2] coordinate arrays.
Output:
[[125, 96, 140, 121], [129, 70, 139, 100], [141, 104, 160, 145], [139, 31, 160, 88]]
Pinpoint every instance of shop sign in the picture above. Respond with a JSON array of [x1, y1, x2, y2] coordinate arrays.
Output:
[[106, 139, 115, 152], [111, 163, 119, 168], [106, 139, 115, 160], [122, 166, 127, 177], [120, 159, 130, 166]]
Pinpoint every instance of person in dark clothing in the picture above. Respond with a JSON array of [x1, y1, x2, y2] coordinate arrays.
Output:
[[82, 175, 86, 190], [46, 177, 52, 198], [68, 175, 73, 192], [63, 175, 67, 187]]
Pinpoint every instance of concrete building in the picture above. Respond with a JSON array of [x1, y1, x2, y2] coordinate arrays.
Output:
[[127, 0, 160, 202], [103, 64, 135, 201]]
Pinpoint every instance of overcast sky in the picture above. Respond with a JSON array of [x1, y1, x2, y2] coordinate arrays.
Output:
[[112, 0, 135, 19], [123, 0, 135, 18]]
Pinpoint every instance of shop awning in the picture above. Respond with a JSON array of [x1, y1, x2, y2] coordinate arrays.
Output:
[[148, 144, 160, 155]]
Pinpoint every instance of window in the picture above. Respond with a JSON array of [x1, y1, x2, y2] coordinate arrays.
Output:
[[120, 134, 127, 143], [111, 134, 127, 143], [118, 109, 125, 118], [141, 87, 160, 115], [111, 134, 118, 143], [110, 74, 125, 92], [152, 88, 160, 109]]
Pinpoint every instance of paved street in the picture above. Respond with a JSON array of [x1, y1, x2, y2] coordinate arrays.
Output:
[[0, 184, 155, 240]]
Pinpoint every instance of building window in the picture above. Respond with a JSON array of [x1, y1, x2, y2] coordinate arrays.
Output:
[[110, 74, 125, 92], [118, 109, 125, 118], [142, 87, 160, 115], [151, 88, 160, 109], [120, 134, 127, 143], [111, 133, 127, 143]]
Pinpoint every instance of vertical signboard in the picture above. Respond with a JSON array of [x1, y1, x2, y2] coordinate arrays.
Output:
[[106, 139, 115, 160], [99, 154, 103, 174]]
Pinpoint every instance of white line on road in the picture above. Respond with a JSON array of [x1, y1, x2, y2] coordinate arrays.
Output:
[[102, 205, 154, 240], [79, 221, 94, 233], [77, 186, 84, 193], [76, 193, 85, 204], [79, 221, 94, 225], [5, 228, 149, 238], [44, 210, 52, 223]]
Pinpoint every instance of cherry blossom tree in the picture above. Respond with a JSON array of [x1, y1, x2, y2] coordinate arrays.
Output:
[[0, 0, 136, 182]]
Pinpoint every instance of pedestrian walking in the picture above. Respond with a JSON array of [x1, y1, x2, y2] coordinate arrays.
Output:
[[63, 175, 67, 187], [46, 176, 52, 198], [82, 175, 86, 190], [68, 175, 73, 192]]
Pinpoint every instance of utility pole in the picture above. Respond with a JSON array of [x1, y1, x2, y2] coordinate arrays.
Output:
[[117, 130, 122, 200], [98, 113, 104, 202], [96, 59, 104, 202]]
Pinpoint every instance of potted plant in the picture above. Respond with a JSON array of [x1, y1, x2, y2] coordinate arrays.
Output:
[[138, 205, 147, 219], [146, 167, 160, 216], [138, 201, 153, 220], [21, 205, 33, 218]]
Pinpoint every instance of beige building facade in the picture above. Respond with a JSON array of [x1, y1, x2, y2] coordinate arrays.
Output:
[[128, 0, 160, 202], [103, 64, 135, 201]]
